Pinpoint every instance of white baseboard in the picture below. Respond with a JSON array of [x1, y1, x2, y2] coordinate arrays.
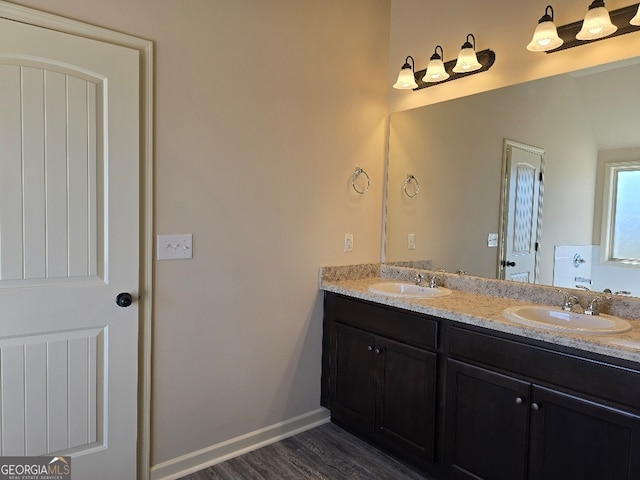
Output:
[[150, 408, 330, 480]]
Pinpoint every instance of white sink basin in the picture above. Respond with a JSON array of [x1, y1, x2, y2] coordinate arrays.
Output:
[[368, 282, 452, 299], [503, 305, 632, 335]]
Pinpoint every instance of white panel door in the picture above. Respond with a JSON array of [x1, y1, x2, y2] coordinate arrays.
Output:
[[500, 141, 544, 284], [0, 17, 139, 479]]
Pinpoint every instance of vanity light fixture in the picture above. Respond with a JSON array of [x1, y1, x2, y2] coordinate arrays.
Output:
[[576, 0, 617, 40], [631, 4, 640, 25], [527, 5, 563, 51], [394, 35, 495, 91], [534, 3, 640, 53], [422, 45, 449, 82], [393, 56, 418, 90], [452, 34, 483, 73]]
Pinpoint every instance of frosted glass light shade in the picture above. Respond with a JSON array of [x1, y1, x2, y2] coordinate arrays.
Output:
[[631, 5, 640, 26], [527, 20, 563, 51], [452, 47, 482, 73], [423, 58, 449, 82], [576, 5, 617, 40], [393, 66, 418, 89]]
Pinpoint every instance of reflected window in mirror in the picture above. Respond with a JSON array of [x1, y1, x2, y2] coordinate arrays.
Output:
[[601, 160, 640, 265]]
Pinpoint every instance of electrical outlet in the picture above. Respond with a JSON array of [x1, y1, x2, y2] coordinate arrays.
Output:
[[157, 234, 193, 260], [344, 234, 353, 252], [408, 233, 416, 250]]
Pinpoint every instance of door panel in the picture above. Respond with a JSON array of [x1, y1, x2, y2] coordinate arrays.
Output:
[[0, 17, 139, 478], [376, 337, 437, 463], [330, 323, 376, 434], [0, 328, 103, 455], [446, 359, 530, 480], [0, 65, 99, 282], [529, 386, 640, 480]]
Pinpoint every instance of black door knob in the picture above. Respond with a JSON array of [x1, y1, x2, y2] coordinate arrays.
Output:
[[116, 292, 133, 307], [501, 260, 516, 267]]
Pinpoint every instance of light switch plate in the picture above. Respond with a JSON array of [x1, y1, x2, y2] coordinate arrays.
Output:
[[344, 234, 353, 252], [487, 233, 498, 248], [408, 233, 416, 250], [157, 234, 193, 260]]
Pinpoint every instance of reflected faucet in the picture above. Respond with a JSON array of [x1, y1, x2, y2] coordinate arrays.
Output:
[[429, 268, 446, 288], [558, 289, 583, 313], [604, 288, 631, 295], [585, 294, 612, 316], [575, 286, 612, 316]]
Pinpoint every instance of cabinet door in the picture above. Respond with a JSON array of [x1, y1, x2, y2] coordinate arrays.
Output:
[[445, 359, 530, 480], [529, 385, 640, 480], [375, 337, 437, 464], [330, 323, 376, 434]]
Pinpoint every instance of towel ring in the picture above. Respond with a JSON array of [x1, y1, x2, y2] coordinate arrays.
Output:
[[403, 173, 420, 198], [351, 167, 370, 194]]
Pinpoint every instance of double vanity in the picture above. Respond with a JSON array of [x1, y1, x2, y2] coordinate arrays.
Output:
[[320, 264, 640, 480]]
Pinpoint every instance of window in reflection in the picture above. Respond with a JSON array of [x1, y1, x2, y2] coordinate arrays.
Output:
[[602, 161, 640, 264]]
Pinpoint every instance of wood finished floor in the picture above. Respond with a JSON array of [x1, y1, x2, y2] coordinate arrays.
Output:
[[179, 422, 432, 480]]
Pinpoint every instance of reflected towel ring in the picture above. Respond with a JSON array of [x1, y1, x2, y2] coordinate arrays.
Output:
[[351, 167, 370, 194], [403, 173, 420, 198]]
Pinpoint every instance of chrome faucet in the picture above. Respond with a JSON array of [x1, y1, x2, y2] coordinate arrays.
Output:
[[414, 273, 425, 286]]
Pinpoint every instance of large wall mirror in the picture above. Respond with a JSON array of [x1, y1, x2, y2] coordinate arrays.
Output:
[[385, 57, 640, 296]]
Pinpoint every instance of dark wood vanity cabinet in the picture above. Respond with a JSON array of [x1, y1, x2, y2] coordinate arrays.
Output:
[[446, 326, 640, 480], [324, 293, 438, 468], [323, 292, 640, 480]]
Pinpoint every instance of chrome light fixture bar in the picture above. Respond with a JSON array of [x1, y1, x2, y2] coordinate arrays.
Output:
[[543, 2, 640, 53]]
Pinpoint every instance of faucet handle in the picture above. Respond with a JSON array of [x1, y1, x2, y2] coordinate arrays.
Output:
[[414, 273, 424, 286]]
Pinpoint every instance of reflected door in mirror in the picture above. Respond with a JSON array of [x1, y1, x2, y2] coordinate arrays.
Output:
[[500, 141, 544, 283]]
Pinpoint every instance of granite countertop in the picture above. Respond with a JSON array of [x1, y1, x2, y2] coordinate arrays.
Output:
[[321, 268, 640, 364]]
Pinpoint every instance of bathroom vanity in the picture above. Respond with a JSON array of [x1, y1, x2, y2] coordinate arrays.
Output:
[[321, 270, 640, 480]]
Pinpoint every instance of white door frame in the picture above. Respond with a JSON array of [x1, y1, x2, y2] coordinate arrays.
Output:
[[0, 2, 154, 479]]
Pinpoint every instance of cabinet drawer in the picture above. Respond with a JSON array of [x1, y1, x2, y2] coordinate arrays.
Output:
[[449, 326, 640, 411], [330, 294, 437, 350]]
